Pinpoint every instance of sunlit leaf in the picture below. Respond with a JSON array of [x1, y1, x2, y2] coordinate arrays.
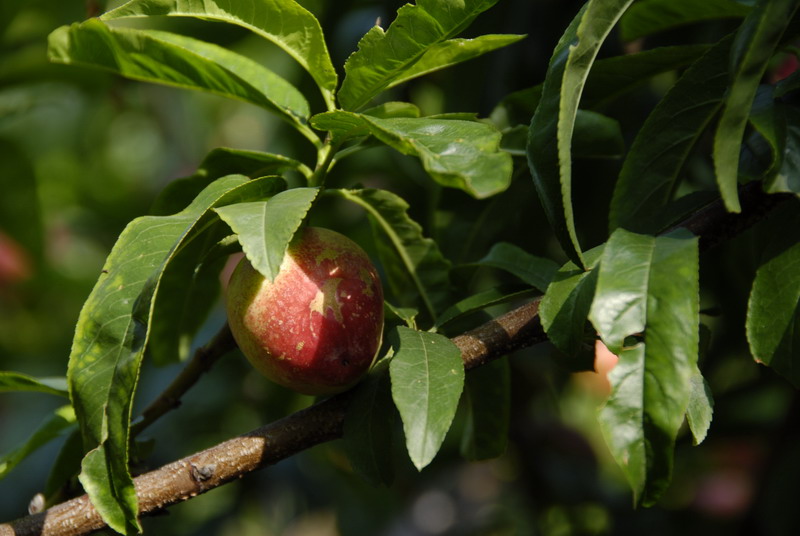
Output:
[[389, 327, 464, 471], [101, 0, 337, 107], [686, 367, 713, 445], [338, 0, 501, 110], [713, 0, 800, 212], [48, 20, 310, 126], [312, 112, 512, 198], [215, 188, 320, 282], [68, 175, 284, 533], [590, 228, 699, 506]]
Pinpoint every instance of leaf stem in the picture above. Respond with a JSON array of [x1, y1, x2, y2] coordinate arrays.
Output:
[[308, 138, 339, 188]]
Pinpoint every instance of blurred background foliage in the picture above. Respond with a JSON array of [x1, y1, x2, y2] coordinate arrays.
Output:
[[1, 0, 798, 535]]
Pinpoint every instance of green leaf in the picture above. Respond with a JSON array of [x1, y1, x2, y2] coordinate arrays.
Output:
[[215, 188, 320, 282], [539, 246, 604, 357], [746, 204, 800, 387], [713, 0, 800, 212], [389, 326, 465, 471], [436, 285, 538, 330], [527, 0, 634, 268], [609, 36, 733, 233], [68, 175, 283, 534], [343, 359, 396, 486], [385, 302, 419, 330], [47, 21, 310, 129], [590, 229, 700, 506], [467, 242, 558, 292], [101, 0, 337, 108], [0, 405, 76, 481], [44, 428, 84, 502], [338, 0, 501, 110], [493, 45, 711, 127], [0, 371, 68, 397], [686, 367, 713, 446], [385, 34, 526, 91], [151, 148, 309, 217], [312, 112, 512, 198], [619, 0, 752, 41], [329, 189, 451, 321], [460, 359, 510, 461]]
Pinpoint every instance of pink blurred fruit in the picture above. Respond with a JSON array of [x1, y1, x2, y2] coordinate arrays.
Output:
[[226, 227, 384, 395]]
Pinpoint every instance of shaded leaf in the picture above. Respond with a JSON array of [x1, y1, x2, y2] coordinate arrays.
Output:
[[48, 20, 310, 127], [713, 0, 800, 212], [0, 372, 68, 397], [389, 327, 464, 471], [215, 188, 320, 282], [338, 0, 501, 110], [343, 359, 396, 486], [460, 359, 510, 461], [539, 246, 604, 357], [436, 285, 538, 330], [590, 228, 699, 506], [610, 36, 733, 232], [102, 0, 337, 107], [493, 45, 711, 127], [68, 175, 283, 533], [620, 0, 751, 41], [686, 367, 714, 446], [312, 112, 512, 198], [0, 406, 76, 481], [746, 203, 800, 387], [330, 188, 451, 321], [528, 0, 634, 268], [468, 242, 558, 292]]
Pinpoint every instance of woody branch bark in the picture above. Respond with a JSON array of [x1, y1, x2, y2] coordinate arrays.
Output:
[[0, 184, 792, 536]]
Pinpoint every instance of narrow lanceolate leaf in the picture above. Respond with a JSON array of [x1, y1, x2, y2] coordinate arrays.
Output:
[[713, 0, 800, 212], [48, 20, 310, 127], [68, 175, 284, 534], [338, 0, 501, 110], [101, 0, 337, 108], [389, 327, 464, 471], [609, 36, 733, 233], [0, 406, 75, 481], [460, 359, 510, 461], [493, 44, 711, 127], [343, 359, 396, 486], [385, 34, 526, 91], [0, 371, 68, 397], [746, 205, 800, 387], [589, 228, 699, 506], [528, 0, 633, 268], [331, 189, 451, 320], [436, 286, 538, 330], [215, 188, 320, 282], [151, 148, 310, 217], [469, 242, 559, 292], [539, 246, 604, 358], [619, 0, 751, 42], [686, 367, 713, 446], [312, 112, 512, 198]]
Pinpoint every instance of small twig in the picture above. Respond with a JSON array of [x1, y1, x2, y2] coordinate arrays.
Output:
[[130, 324, 236, 438]]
